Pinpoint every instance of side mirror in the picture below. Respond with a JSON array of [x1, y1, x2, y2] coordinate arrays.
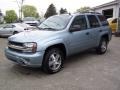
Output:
[[69, 25, 81, 32]]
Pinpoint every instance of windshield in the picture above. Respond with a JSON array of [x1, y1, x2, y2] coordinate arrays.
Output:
[[38, 15, 72, 30]]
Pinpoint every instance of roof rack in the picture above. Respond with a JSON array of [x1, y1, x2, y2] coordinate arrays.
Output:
[[80, 11, 101, 14]]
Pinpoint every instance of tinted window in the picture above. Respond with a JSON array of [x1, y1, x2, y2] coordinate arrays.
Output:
[[71, 15, 87, 30], [87, 15, 100, 28], [98, 15, 108, 26]]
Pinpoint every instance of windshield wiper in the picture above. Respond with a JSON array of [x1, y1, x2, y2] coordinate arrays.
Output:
[[37, 26, 57, 31]]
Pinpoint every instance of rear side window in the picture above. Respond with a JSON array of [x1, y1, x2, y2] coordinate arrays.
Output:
[[87, 15, 100, 28], [98, 15, 108, 26]]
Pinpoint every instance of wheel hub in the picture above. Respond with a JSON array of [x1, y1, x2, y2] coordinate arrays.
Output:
[[49, 52, 62, 71], [101, 41, 107, 52]]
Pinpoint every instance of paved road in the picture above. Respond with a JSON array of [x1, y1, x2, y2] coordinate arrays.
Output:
[[0, 36, 120, 90]]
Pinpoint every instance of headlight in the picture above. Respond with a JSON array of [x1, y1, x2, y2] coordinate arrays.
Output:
[[23, 42, 37, 53]]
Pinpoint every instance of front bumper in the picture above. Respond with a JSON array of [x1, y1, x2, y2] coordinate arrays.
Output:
[[5, 48, 45, 67]]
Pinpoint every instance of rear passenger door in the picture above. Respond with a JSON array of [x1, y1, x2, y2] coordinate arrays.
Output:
[[97, 15, 110, 42], [86, 15, 101, 47]]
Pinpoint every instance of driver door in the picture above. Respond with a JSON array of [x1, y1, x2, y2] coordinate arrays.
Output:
[[68, 15, 92, 54]]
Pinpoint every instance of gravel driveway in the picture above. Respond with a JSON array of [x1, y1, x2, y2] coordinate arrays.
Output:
[[0, 36, 120, 90]]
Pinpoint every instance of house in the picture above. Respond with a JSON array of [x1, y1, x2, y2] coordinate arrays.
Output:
[[93, 0, 120, 19]]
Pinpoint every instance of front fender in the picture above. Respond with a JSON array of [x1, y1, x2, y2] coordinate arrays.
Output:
[[37, 38, 68, 54]]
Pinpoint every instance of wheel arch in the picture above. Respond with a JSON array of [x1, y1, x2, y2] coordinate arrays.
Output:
[[101, 34, 109, 42], [44, 43, 67, 59]]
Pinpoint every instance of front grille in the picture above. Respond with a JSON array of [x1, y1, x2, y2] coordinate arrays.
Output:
[[9, 47, 23, 53], [9, 41, 23, 46], [8, 41, 24, 53]]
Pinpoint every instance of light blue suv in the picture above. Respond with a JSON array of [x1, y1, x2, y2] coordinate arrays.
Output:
[[5, 13, 112, 74]]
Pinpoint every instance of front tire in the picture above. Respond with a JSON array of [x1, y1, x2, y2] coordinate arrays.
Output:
[[96, 38, 108, 54], [42, 48, 64, 74]]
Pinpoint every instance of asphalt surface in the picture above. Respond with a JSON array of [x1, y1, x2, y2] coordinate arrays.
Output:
[[0, 36, 120, 90]]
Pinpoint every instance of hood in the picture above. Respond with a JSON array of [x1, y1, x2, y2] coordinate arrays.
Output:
[[8, 30, 58, 43]]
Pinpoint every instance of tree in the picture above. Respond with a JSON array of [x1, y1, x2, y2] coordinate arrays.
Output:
[[35, 12, 40, 18], [60, 8, 68, 14], [44, 4, 57, 18], [22, 5, 38, 17], [76, 7, 91, 13], [4, 10, 18, 23]]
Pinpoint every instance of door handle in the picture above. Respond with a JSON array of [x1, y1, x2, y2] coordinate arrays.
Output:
[[86, 32, 90, 35]]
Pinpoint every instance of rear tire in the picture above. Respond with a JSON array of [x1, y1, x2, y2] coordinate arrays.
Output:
[[42, 48, 64, 74], [96, 38, 108, 54]]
